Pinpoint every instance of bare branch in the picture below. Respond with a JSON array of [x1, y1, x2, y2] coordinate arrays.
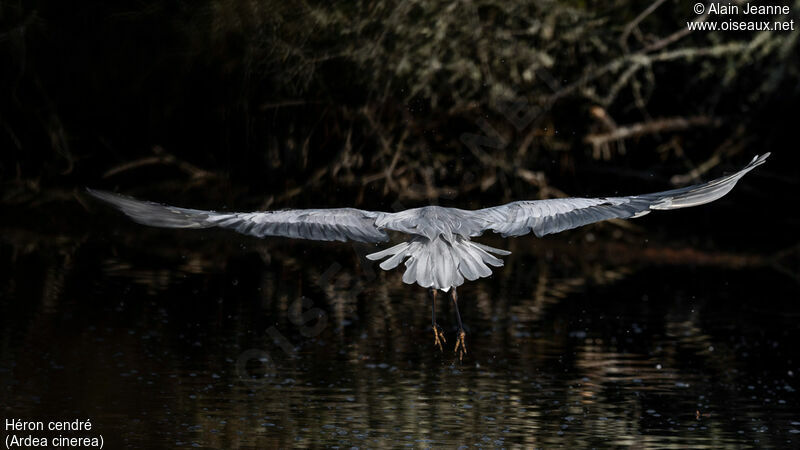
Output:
[[584, 116, 721, 148]]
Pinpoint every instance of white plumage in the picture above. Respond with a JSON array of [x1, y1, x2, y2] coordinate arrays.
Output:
[[88, 153, 769, 291]]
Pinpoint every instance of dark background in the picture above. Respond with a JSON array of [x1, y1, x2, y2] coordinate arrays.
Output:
[[2, 1, 800, 447], [2, 0, 798, 250]]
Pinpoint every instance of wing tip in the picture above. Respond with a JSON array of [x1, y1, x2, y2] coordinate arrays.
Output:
[[85, 188, 131, 207], [749, 153, 770, 167], [85, 187, 108, 199]]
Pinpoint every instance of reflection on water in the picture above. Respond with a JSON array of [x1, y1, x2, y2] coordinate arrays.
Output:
[[1, 225, 798, 448]]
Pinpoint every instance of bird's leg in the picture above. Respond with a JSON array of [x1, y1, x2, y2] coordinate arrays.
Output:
[[451, 288, 467, 361], [430, 289, 446, 351]]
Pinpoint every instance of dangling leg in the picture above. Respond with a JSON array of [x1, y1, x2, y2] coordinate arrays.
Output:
[[430, 289, 446, 351], [451, 288, 467, 360]]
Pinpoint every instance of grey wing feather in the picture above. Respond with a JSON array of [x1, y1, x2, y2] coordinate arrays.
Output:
[[476, 153, 769, 238], [86, 189, 389, 243]]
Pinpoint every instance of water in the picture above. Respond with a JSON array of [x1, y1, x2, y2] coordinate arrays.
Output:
[[2, 224, 798, 448]]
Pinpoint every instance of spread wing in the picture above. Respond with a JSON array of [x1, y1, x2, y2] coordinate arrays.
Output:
[[474, 153, 769, 238], [87, 189, 389, 243]]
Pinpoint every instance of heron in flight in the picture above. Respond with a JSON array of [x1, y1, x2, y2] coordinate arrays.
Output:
[[88, 153, 769, 359]]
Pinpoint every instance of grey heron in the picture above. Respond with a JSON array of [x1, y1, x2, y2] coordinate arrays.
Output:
[[88, 153, 769, 359]]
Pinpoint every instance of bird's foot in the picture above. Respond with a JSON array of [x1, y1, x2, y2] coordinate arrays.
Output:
[[454, 330, 467, 361], [432, 324, 446, 352]]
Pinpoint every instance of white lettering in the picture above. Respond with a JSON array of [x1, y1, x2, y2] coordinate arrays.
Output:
[[5, 419, 44, 431], [744, 4, 791, 15], [48, 419, 92, 431], [8, 435, 48, 447], [52, 436, 101, 447]]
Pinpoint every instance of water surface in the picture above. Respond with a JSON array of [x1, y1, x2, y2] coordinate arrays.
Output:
[[1, 223, 798, 448]]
